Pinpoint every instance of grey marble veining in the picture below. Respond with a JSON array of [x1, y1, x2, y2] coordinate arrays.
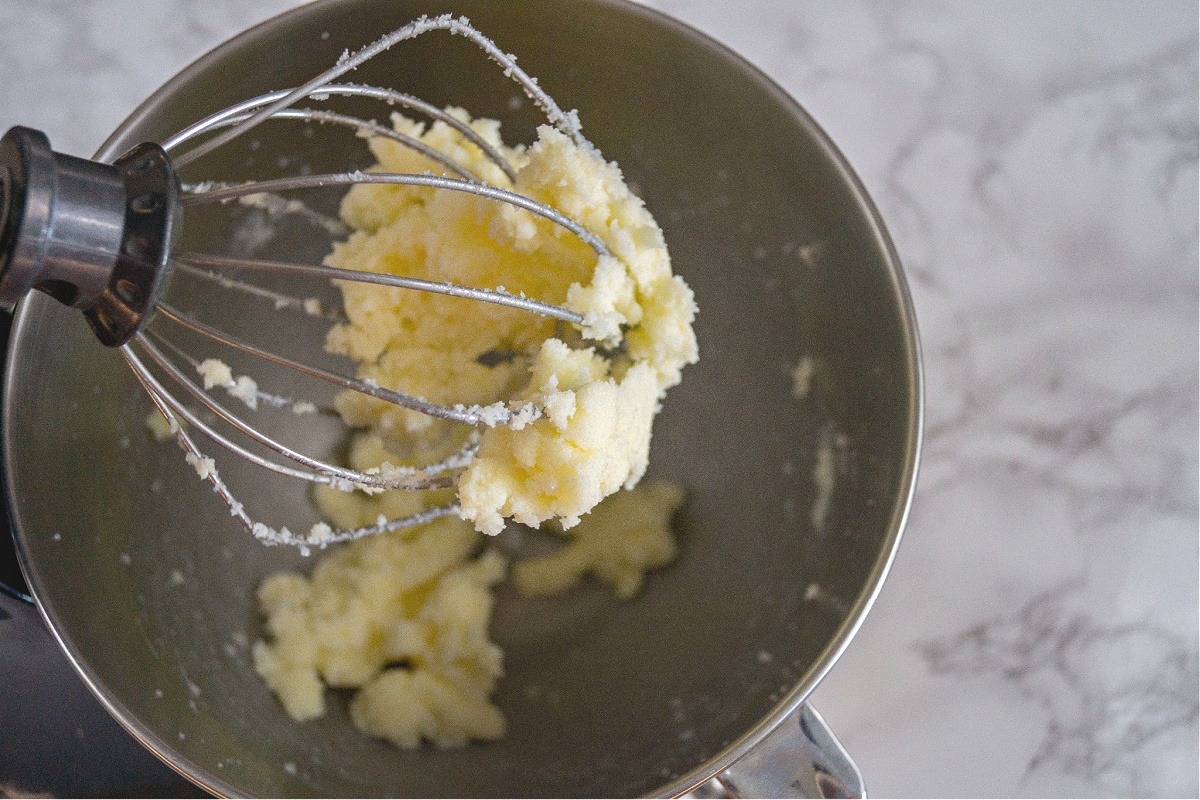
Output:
[[0, 1, 1195, 797], [917, 582, 1197, 795]]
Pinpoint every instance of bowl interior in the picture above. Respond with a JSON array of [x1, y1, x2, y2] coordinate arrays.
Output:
[[4, 0, 920, 796]]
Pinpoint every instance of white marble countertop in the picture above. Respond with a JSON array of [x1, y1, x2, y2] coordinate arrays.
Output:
[[1, 1, 1195, 797]]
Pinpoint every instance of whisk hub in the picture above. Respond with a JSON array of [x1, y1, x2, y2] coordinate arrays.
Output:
[[0, 126, 179, 345]]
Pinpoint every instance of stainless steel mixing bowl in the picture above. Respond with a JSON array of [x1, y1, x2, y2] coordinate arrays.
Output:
[[3, 0, 921, 796]]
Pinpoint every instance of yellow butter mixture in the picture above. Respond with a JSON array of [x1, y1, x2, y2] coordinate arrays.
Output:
[[252, 481, 685, 749], [253, 109, 696, 749]]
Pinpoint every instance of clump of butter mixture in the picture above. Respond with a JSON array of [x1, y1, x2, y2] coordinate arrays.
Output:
[[253, 481, 684, 749], [326, 110, 696, 535], [253, 517, 507, 748], [253, 109, 696, 750]]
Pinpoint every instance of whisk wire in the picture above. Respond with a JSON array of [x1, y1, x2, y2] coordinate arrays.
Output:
[[181, 171, 611, 259], [164, 84, 518, 182], [171, 13, 586, 168], [153, 301, 531, 427], [173, 262, 343, 322], [173, 251, 586, 324]]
